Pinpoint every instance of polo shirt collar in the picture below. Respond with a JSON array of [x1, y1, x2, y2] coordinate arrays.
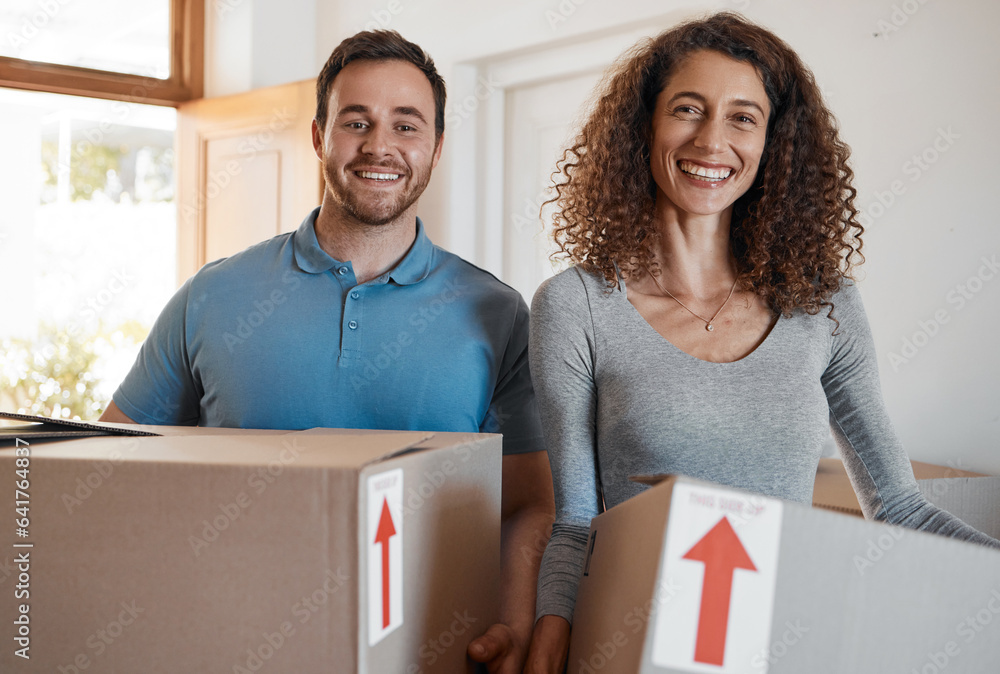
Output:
[[293, 207, 337, 274], [386, 217, 433, 286], [292, 207, 434, 285]]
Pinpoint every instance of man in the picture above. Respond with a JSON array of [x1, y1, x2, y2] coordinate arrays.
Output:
[[101, 30, 551, 673]]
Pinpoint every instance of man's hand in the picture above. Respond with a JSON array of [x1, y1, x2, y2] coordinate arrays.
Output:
[[467, 622, 527, 674]]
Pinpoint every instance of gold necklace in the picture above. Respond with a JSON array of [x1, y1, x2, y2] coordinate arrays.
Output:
[[647, 268, 739, 332]]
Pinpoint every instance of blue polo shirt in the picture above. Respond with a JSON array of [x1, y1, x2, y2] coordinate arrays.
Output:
[[113, 208, 544, 454]]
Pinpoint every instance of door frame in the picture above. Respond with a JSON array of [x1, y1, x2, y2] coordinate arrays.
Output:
[[443, 22, 665, 285]]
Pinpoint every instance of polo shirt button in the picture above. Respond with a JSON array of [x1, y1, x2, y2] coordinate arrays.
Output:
[[348, 320, 358, 330], [338, 267, 349, 276], [351, 291, 360, 299]]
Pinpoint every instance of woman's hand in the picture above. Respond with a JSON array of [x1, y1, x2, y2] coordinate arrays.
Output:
[[522, 615, 571, 674]]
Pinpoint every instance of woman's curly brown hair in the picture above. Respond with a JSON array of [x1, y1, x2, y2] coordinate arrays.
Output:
[[547, 12, 863, 317]]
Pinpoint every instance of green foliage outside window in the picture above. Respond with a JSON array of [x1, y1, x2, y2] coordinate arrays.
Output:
[[1, 321, 147, 420], [40, 140, 173, 204]]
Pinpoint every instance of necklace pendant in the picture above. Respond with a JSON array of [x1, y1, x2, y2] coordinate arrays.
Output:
[[706, 324, 714, 332]]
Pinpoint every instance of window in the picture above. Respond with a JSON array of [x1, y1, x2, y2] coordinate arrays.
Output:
[[0, 0, 203, 105], [0, 88, 178, 419], [0, 2, 198, 419]]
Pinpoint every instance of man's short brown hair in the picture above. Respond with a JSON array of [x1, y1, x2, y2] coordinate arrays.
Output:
[[315, 30, 446, 140]]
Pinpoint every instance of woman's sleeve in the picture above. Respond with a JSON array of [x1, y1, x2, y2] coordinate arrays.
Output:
[[822, 283, 999, 548], [530, 269, 605, 623]]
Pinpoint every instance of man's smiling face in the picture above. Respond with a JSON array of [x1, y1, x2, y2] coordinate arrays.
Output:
[[312, 59, 442, 227]]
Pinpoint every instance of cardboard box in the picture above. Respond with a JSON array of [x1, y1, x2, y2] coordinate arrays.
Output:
[[919, 477, 1000, 540], [569, 474, 1000, 674], [812, 457, 986, 517], [0, 428, 501, 672]]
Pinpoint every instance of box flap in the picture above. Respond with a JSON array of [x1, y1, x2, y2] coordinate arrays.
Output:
[[0, 430, 436, 469], [297, 428, 434, 466], [911, 459, 986, 479], [813, 458, 991, 517], [629, 473, 676, 487], [134, 426, 293, 438], [0, 411, 160, 440]]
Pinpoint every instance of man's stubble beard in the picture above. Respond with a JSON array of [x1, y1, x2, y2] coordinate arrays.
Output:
[[323, 160, 432, 227]]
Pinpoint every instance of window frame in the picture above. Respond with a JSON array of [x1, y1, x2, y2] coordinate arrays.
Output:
[[0, 0, 203, 107]]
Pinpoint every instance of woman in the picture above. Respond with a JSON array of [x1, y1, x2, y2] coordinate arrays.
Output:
[[524, 12, 1000, 672]]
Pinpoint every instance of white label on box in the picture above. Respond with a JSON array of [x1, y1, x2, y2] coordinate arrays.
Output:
[[650, 482, 783, 673], [367, 468, 404, 646]]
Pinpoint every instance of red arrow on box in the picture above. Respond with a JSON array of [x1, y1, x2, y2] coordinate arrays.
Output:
[[374, 497, 397, 629], [682, 516, 757, 666]]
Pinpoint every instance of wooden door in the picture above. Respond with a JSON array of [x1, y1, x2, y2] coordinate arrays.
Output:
[[175, 79, 322, 283]]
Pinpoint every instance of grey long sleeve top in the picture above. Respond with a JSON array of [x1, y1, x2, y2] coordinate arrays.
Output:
[[530, 266, 1000, 624]]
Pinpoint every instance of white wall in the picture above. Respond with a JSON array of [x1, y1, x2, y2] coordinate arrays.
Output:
[[206, 0, 319, 95], [205, 0, 1000, 474]]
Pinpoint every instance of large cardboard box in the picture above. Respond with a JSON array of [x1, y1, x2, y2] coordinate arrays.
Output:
[[569, 474, 1000, 674], [0, 428, 501, 672], [812, 457, 986, 517]]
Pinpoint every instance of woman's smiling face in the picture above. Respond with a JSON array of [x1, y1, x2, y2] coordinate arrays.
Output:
[[649, 49, 771, 219]]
